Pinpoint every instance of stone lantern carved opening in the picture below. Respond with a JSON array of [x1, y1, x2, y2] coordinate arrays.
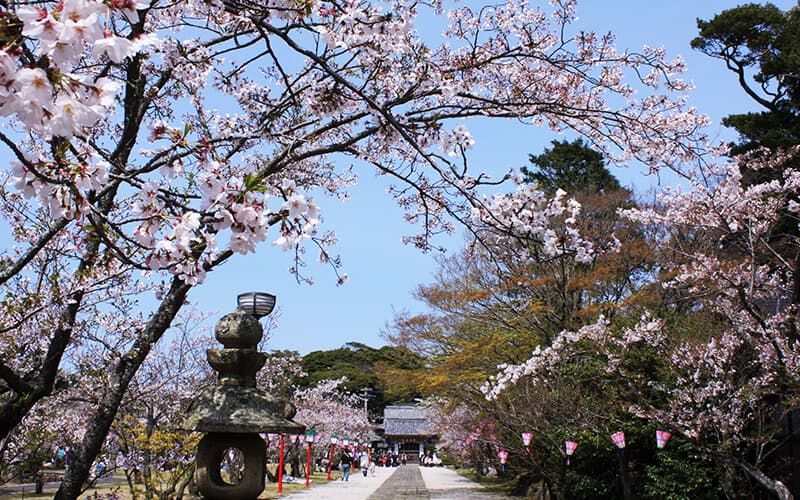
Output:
[[195, 433, 267, 499], [220, 447, 246, 485]]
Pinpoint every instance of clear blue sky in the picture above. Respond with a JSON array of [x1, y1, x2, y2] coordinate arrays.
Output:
[[192, 1, 797, 354]]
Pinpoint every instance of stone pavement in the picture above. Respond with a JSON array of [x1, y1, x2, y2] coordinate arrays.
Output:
[[280, 465, 394, 499], [282, 465, 509, 500], [420, 466, 508, 499], [368, 464, 429, 499]]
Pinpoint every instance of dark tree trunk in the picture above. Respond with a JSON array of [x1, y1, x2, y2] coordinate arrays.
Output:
[[54, 279, 191, 500], [617, 449, 633, 500], [0, 292, 86, 440], [716, 453, 794, 500]]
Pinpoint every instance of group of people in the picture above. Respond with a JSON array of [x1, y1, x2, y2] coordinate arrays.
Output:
[[420, 452, 442, 467], [373, 452, 405, 467], [333, 448, 442, 483], [47, 446, 75, 470], [337, 449, 376, 481]]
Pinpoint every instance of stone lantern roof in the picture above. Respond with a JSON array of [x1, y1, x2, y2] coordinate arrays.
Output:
[[183, 308, 304, 434]]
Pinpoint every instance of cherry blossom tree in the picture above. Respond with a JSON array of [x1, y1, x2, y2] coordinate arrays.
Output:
[[485, 148, 800, 498], [110, 313, 212, 500], [1, 308, 212, 498], [256, 377, 369, 480], [424, 400, 481, 464], [0, 0, 711, 496]]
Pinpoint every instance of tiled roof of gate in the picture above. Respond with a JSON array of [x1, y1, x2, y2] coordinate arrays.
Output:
[[383, 405, 433, 437]]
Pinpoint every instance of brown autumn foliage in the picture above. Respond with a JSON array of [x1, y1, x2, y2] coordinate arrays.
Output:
[[381, 186, 662, 400]]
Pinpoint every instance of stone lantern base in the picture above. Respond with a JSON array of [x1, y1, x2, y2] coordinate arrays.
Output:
[[195, 432, 266, 500]]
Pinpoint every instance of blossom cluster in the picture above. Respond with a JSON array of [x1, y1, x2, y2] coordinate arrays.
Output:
[[4, 0, 148, 138], [471, 184, 619, 263], [290, 378, 372, 449], [484, 147, 800, 450], [481, 314, 663, 400]]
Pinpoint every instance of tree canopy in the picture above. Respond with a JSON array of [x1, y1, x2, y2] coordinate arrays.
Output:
[[521, 138, 622, 194], [300, 342, 424, 416], [692, 3, 800, 160], [0, 0, 766, 497]]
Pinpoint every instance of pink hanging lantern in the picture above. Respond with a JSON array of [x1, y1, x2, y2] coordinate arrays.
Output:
[[565, 440, 578, 466], [656, 429, 671, 449], [497, 449, 509, 473], [611, 431, 626, 449], [521, 432, 533, 453]]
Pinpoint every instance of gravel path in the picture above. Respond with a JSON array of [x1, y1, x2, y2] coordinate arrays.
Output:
[[282, 464, 509, 500]]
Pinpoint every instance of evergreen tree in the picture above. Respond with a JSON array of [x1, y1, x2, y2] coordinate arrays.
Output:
[[521, 138, 621, 194], [692, 3, 800, 178]]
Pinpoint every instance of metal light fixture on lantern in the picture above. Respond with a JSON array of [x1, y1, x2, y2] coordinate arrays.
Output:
[[237, 291, 276, 318]]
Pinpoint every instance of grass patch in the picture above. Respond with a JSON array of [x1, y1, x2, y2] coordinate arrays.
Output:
[[453, 467, 512, 495], [0, 481, 129, 499], [0, 470, 333, 499], [259, 470, 330, 499]]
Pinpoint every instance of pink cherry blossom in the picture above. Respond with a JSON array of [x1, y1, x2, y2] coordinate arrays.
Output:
[[0, 0, 728, 494]]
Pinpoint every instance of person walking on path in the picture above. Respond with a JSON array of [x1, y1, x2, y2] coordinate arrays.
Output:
[[340, 449, 352, 482], [360, 450, 370, 477]]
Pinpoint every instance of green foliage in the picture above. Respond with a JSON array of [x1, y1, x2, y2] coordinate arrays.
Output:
[[115, 415, 198, 500], [3, 426, 58, 481], [545, 425, 724, 499], [483, 307, 736, 499], [299, 342, 424, 415], [521, 138, 622, 194], [692, 3, 800, 181], [302, 347, 373, 389], [643, 441, 721, 500]]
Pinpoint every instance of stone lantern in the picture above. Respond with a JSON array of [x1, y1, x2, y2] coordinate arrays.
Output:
[[183, 292, 305, 499]]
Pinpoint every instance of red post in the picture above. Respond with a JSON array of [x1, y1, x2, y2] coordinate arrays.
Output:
[[305, 440, 313, 488], [327, 443, 335, 480], [277, 435, 285, 493]]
